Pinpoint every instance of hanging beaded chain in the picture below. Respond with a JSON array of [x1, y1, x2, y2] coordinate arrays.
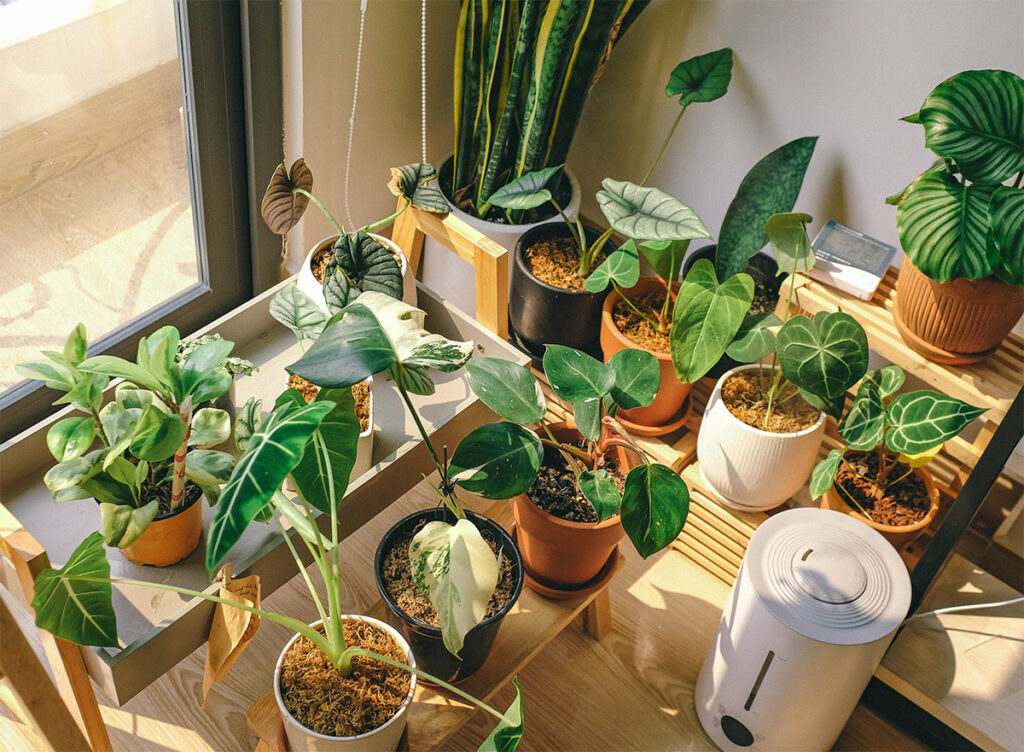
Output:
[[343, 0, 369, 231], [420, 0, 428, 163]]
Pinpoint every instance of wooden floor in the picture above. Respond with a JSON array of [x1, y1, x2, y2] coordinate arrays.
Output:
[[0, 479, 927, 752]]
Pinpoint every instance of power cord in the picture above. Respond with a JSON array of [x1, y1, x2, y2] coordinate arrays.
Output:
[[905, 595, 1024, 623]]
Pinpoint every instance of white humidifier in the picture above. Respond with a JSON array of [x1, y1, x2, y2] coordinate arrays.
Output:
[[694, 508, 910, 751]]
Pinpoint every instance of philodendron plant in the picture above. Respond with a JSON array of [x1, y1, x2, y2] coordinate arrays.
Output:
[[464, 345, 691, 557], [809, 365, 984, 515], [16, 324, 238, 548]]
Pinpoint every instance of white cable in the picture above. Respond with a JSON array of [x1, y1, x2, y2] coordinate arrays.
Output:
[[343, 0, 369, 231], [420, 0, 427, 163], [905, 595, 1024, 623]]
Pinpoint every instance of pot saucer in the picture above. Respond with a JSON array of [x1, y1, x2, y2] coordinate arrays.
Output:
[[511, 525, 621, 600], [615, 393, 693, 438]]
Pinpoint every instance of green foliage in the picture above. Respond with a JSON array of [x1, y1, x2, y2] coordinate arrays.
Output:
[[809, 449, 843, 499], [766, 213, 816, 276], [486, 166, 564, 212], [270, 284, 328, 342], [479, 677, 525, 752], [621, 464, 690, 558], [578, 470, 621, 522], [838, 380, 886, 452], [387, 162, 449, 214], [665, 47, 733, 106], [608, 349, 660, 410], [583, 241, 641, 294], [597, 179, 711, 243], [726, 312, 781, 363], [465, 358, 546, 424], [47, 417, 96, 462], [323, 231, 404, 314], [884, 391, 986, 455], [447, 422, 544, 500], [542, 346, 615, 405]]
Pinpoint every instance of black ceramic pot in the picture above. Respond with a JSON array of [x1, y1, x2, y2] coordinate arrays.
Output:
[[509, 224, 615, 359], [374, 508, 523, 683]]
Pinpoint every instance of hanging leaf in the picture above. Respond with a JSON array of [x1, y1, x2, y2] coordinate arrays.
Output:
[[990, 185, 1024, 286], [665, 48, 733, 106], [766, 213, 815, 276], [621, 464, 689, 558], [597, 179, 711, 242], [269, 285, 327, 342], [465, 358, 546, 425], [608, 348, 659, 410], [579, 470, 621, 521], [809, 449, 843, 499], [542, 345, 615, 404], [387, 162, 449, 214], [838, 380, 885, 452], [726, 312, 781, 363], [884, 391, 985, 455], [261, 159, 313, 235], [583, 243, 641, 294], [46, 417, 96, 462], [448, 422, 544, 499], [479, 677, 525, 752], [486, 166, 562, 211]]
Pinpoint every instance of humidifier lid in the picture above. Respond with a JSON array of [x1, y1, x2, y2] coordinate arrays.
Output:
[[746, 508, 910, 645]]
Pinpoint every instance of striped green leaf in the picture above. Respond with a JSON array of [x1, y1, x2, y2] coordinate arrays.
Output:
[[884, 391, 985, 455], [809, 449, 843, 499], [990, 186, 1024, 286], [665, 48, 733, 106], [839, 380, 885, 452], [597, 179, 711, 242], [777, 312, 868, 416]]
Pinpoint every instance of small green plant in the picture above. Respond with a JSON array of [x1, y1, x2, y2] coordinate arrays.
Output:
[[809, 365, 984, 518], [16, 325, 238, 547], [177, 333, 257, 377]]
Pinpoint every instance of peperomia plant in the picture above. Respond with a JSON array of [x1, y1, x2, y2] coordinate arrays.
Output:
[[16, 324, 238, 547], [809, 365, 984, 517]]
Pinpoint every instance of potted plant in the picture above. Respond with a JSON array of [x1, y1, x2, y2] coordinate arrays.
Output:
[[809, 364, 984, 547], [461, 344, 691, 592], [888, 68, 1024, 364], [175, 332, 257, 421], [15, 324, 238, 567], [29, 350, 526, 751], [696, 214, 870, 511]]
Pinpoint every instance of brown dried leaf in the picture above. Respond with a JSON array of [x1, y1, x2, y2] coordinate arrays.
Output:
[[261, 159, 313, 234]]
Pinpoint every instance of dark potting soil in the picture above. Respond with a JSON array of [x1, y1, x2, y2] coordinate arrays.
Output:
[[612, 289, 672, 354], [380, 520, 515, 627], [279, 620, 411, 738], [835, 451, 930, 526], [720, 369, 820, 433], [137, 473, 201, 517], [528, 442, 626, 523], [287, 374, 371, 432]]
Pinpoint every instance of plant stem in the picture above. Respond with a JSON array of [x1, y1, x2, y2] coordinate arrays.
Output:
[[293, 188, 345, 237], [362, 198, 410, 233], [549, 199, 583, 257], [610, 281, 661, 331], [835, 478, 877, 523], [540, 424, 586, 477], [640, 107, 687, 186], [316, 432, 345, 654], [397, 382, 465, 519], [579, 227, 615, 278], [275, 516, 329, 627]]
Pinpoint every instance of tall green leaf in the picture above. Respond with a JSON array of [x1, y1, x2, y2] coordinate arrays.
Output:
[[665, 48, 733, 106], [597, 179, 711, 242], [621, 464, 689, 558], [465, 358, 546, 424], [884, 391, 985, 455], [863, 365, 905, 398], [448, 422, 543, 499], [776, 312, 868, 417]]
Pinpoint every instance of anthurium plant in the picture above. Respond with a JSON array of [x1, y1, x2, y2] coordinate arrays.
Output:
[[463, 345, 691, 558], [887, 69, 1023, 286], [809, 365, 984, 514], [16, 324, 238, 548]]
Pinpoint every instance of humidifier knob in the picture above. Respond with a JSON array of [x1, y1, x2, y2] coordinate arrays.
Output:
[[791, 542, 867, 604]]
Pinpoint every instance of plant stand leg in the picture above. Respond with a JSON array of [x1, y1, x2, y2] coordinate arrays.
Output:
[[580, 589, 613, 640], [392, 199, 425, 278]]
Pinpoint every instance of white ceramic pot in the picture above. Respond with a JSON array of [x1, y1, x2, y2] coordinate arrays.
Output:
[[297, 233, 416, 312], [697, 365, 826, 511], [420, 160, 581, 318], [274, 616, 416, 752]]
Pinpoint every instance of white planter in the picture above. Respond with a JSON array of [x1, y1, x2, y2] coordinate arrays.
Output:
[[274, 616, 416, 752], [297, 233, 416, 312], [421, 162, 581, 318], [697, 365, 826, 511]]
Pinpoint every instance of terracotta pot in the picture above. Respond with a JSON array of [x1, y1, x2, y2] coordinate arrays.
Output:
[[600, 277, 691, 433], [297, 233, 416, 311], [511, 422, 634, 590], [121, 492, 203, 567], [893, 257, 1024, 364], [820, 464, 940, 549], [274, 616, 415, 752]]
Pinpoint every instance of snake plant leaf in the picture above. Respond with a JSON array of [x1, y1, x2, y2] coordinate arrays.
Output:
[[327, 231, 404, 305], [449, 422, 543, 499], [809, 449, 843, 499], [608, 348, 659, 410], [621, 464, 689, 558], [584, 242, 641, 294], [726, 312, 781, 363], [410, 518, 499, 656], [188, 408, 231, 448], [206, 399, 334, 574], [776, 312, 868, 418], [270, 285, 327, 342], [129, 405, 186, 462], [32, 532, 118, 647], [487, 166, 562, 211], [665, 47, 733, 106], [47, 417, 96, 462], [542, 345, 615, 404], [479, 676, 525, 752], [990, 186, 1024, 286], [839, 380, 886, 452], [766, 213, 816, 277], [465, 358, 546, 424], [275, 388, 359, 514], [884, 391, 985, 455], [671, 259, 754, 383], [579, 469, 622, 522], [597, 179, 711, 242], [913, 69, 1024, 185], [863, 365, 906, 398], [387, 162, 449, 214], [261, 159, 313, 235], [100, 500, 160, 548], [716, 137, 818, 279], [898, 171, 998, 282], [185, 449, 236, 486]]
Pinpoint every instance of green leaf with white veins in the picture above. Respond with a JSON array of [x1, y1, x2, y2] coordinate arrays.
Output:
[[809, 449, 843, 499], [766, 213, 815, 276], [448, 422, 543, 499], [542, 345, 615, 404], [47, 417, 96, 462], [465, 358, 545, 424], [487, 166, 562, 211], [726, 312, 781, 363], [233, 397, 262, 452], [776, 312, 868, 417], [579, 470, 621, 521], [410, 519, 499, 656], [884, 391, 985, 455], [597, 179, 711, 242], [270, 285, 326, 342], [608, 348, 659, 410], [839, 380, 885, 452], [863, 365, 905, 399]]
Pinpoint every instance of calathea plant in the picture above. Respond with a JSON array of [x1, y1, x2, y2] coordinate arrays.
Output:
[[16, 324, 237, 547]]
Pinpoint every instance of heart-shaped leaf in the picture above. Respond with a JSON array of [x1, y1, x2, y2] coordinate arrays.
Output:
[[261, 159, 313, 234], [884, 391, 985, 455], [726, 312, 781, 363], [671, 259, 754, 383], [100, 500, 160, 548], [621, 464, 689, 558], [914, 69, 1024, 185], [597, 179, 711, 242], [990, 185, 1024, 286], [486, 166, 562, 211], [270, 285, 327, 342], [776, 312, 868, 417], [839, 380, 885, 451], [608, 348, 659, 410], [583, 243, 641, 294], [47, 417, 96, 462], [766, 212, 815, 276], [325, 231, 404, 309], [665, 48, 733, 106], [542, 345, 615, 404], [387, 162, 449, 214], [449, 422, 543, 499], [809, 448, 843, 499], [863, 365, 905, 398], [465, 358, 546, 424], [32, 532, 118, 647], [579, 469, 621, 521], [129, 405, 186, 462]]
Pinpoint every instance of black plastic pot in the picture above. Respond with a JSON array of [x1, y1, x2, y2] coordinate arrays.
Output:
[[374, 508, 524, 683], [509, 224, 615, 359]]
